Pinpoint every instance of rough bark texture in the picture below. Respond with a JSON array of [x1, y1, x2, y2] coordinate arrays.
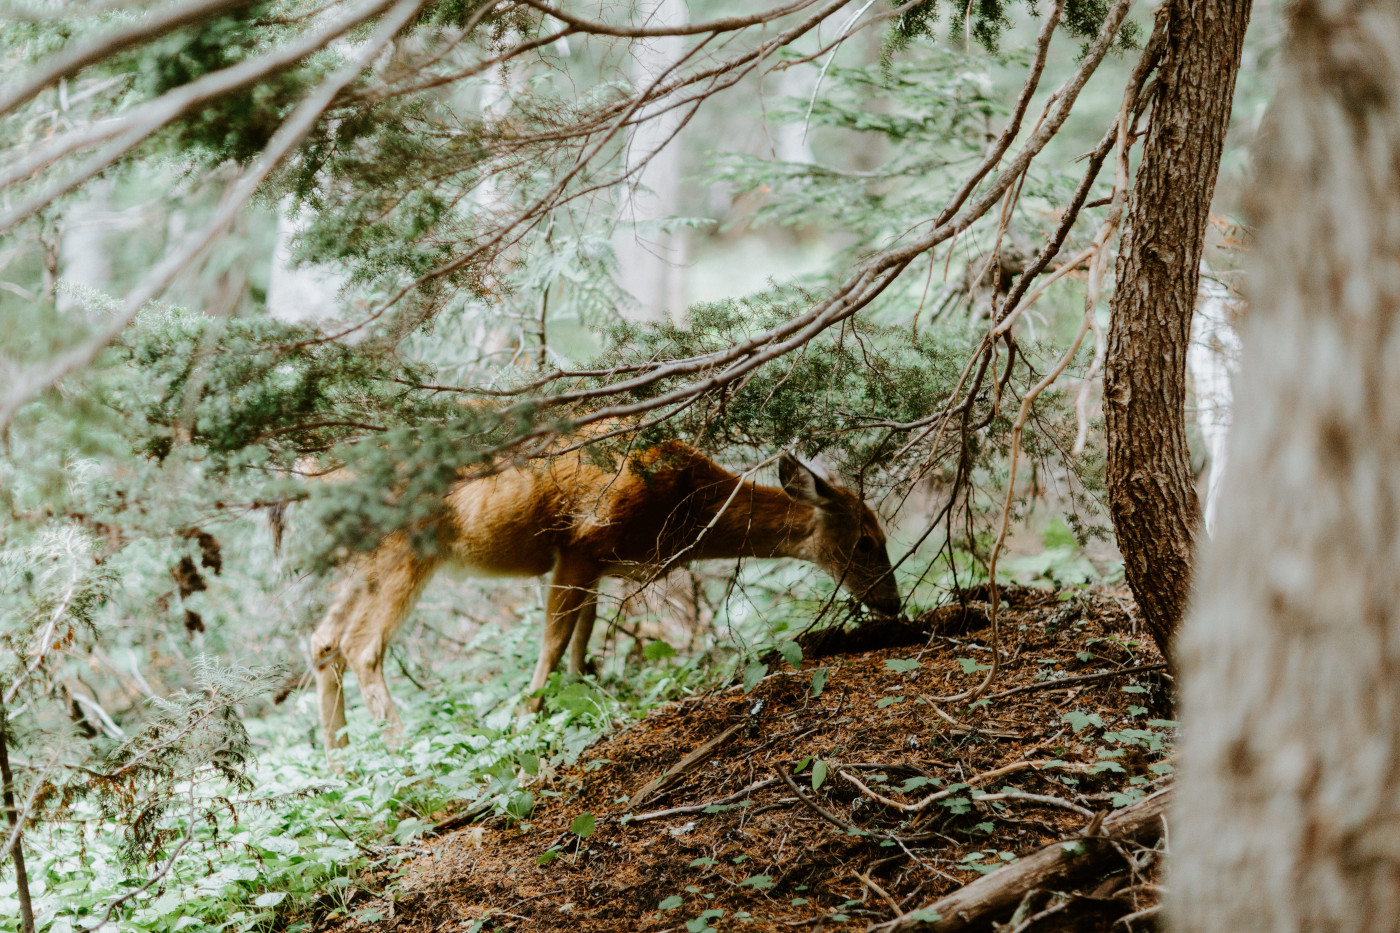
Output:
[[1170, 2, 1400, 930], [1104, 0, 1251, 657]]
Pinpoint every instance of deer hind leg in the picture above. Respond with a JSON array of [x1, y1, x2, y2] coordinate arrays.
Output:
[[567, 586, 600, 675], [325, 534, 438, 746], [524, 557, 600, 713]]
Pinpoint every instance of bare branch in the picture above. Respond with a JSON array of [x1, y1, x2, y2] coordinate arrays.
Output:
[[518, 0, 825, 38], [0, 0, 257, 121]]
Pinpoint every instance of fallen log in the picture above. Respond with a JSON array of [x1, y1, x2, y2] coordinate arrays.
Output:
[[868, 787, 1171, 933]]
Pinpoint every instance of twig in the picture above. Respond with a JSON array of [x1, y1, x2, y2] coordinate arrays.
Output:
[[627, 721, 745, 810], [856, 869, 905, 918], [1114, 904, 1162, 929], [971, 792, 1095, 819], [776, 766, 866, 837], [84, 792, 200, 931], [1005, 898, 1071, 933], [626, 776, 778, 822], [983, 664, 1167, 701], [838, 761, 1088, 814]]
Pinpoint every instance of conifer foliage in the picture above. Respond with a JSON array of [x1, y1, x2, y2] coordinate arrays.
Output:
[[0, 1, 1198, 927]]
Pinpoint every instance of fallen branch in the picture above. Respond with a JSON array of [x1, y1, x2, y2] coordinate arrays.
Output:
[[627, 721, 745, 810], [626, 776, 777, 822], [868, 787, 1171, 933]]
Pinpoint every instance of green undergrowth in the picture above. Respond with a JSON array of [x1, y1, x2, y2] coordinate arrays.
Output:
[[0, 617, 723, 933], [0, 536, 1119, 933]]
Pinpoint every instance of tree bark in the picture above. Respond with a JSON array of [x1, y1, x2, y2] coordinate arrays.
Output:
[[1104, 0, 1251, 657], [1169, 2, 1400, 930], [0, 700, 35, 933], [613, 0, 688, 322]]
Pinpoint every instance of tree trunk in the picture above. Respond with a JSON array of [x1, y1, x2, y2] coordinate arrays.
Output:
[[0, 700, 35, 933], [1170, 3, 1400, 930], [613, 0, 688, 322], [1104, 0, 1251, 657]]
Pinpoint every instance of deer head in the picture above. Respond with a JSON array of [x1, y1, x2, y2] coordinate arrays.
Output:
[[778, 453, 901, 616]]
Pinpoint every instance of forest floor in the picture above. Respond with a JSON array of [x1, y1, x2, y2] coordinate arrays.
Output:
[[331, 587, 1171, 933]]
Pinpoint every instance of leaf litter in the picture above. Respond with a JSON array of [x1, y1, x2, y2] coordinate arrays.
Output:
[[323, 587, 1170, 932]]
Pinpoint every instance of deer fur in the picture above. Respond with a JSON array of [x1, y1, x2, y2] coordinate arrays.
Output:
[[310, 441, 900, 748]]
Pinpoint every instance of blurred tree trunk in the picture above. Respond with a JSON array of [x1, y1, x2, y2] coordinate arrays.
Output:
[[1104, 0, 1251, 657], [1170, 2, 1400, 929], [0, 699, 35, 933], [613, 0, 688, 322]]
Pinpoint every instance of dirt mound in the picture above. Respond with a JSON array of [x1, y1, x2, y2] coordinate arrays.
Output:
[[336, 587, 1170, 932]]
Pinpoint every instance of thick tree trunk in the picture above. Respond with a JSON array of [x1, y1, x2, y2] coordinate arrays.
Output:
[[1170, 2, 1400, 930], [1104, 0, 1251, 657]]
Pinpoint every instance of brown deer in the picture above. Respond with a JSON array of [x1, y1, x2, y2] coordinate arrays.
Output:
[[310, 441, 900, 748]]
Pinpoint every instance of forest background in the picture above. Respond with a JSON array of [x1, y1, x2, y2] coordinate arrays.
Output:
[[0, 1, 1283, 931]]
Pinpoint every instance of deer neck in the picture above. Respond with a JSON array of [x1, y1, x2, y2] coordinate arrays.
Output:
[[697, 479, 816, 562]]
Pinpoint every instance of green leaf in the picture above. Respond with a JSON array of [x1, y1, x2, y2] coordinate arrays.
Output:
[[812, 759, 828, 791], [876, 695, 904, 708], [686, 908, 725, 932], [643, 640, 677, 660], [689, 857, 717, 867], [259, 836, 300, 857], [254, 892, 286, 908], [1061, 711, 1103, 733], [884, 658, 920, 673], [905, 908, 943, 923], [570, 811, 595, 839], [810, 667, 829, 697], [659, 895, 684, 910], [957, 657, 991, 674], [743, 661, 768, 693], [506, 791, 535, 820], [537, 849, 561, 866], [738, 874, 775, 890], [778, 640, 803, 670]]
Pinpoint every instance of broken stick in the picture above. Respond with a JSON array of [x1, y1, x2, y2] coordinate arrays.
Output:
[[868, 787, 1171, 933]]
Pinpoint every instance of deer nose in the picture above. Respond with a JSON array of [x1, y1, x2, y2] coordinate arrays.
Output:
[[865, 592, 901, 616]]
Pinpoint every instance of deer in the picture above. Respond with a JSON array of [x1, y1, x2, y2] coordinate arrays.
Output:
[[309, 440, 900, 749]]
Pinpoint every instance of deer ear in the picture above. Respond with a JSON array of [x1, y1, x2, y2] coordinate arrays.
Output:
[[779, 453, 839, 506]]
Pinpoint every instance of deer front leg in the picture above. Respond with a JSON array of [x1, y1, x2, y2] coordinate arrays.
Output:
[[524, 558, 600, 713], [314, 654, 349, 751]]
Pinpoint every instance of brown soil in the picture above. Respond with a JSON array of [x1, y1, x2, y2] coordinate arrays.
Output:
[[340, 587, 1169, 932]]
